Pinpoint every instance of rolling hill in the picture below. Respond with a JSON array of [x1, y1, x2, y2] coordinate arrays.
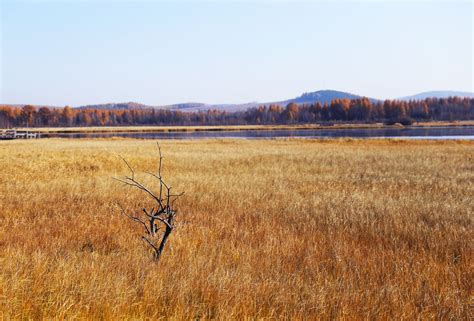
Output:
[[276, 90, 368, 105], [398, 91, 474, 101]]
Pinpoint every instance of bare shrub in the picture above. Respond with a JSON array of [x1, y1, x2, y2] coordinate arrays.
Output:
[[114, 143, 183, 261]]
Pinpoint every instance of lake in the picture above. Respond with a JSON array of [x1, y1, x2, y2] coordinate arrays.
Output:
[[42, 126, 474, 140]]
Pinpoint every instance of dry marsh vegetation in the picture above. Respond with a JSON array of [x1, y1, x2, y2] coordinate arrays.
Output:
[[0, 138, 472, 320]]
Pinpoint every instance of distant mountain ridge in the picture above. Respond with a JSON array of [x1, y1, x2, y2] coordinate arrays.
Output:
[[77, 102, 154, 110], [398, 91, 474, 101], [5, 89, 473, 113], [71, 90, 376, 112], [162, 90, 377, 112]]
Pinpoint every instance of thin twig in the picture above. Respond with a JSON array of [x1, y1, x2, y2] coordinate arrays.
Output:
[[116, 203, 151, 235]]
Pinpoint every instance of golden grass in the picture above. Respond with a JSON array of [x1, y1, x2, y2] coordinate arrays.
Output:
[[413, 120, 474, 127], [0, 138, 472, 320]]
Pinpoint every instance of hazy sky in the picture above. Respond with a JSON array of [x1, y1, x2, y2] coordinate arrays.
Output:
[[1, 0, 472, 106]]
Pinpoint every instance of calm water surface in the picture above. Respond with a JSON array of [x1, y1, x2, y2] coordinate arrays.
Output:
[[43, 126, 474, 140]]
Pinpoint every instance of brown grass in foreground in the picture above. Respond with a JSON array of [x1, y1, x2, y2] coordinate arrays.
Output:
[[0, 139, 472, 320]]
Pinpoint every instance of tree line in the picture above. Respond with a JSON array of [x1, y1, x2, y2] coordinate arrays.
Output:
[[1, 96, 473, 128]]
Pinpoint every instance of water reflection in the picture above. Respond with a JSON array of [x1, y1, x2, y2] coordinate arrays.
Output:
[[43, 126, 474, 140]]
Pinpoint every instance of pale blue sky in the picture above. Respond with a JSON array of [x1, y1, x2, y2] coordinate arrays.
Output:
[[1, 0, 472, 106]]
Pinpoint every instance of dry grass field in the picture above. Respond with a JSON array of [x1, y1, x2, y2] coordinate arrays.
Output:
[[0, 138, 472, 320]]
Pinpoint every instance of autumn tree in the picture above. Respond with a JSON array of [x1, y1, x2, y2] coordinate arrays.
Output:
[[21, 105, 36, 127], [61, 106, 74, 126], [38, 107, 52, 126]]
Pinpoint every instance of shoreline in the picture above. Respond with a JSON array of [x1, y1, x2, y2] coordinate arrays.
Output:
[[8, 120, 474, 134]]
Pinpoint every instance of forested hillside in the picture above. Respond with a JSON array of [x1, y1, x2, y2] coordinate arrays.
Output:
[[1, 96, 473, 128]]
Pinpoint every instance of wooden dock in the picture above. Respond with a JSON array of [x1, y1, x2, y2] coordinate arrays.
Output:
[[0, 129, 40, 140]]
